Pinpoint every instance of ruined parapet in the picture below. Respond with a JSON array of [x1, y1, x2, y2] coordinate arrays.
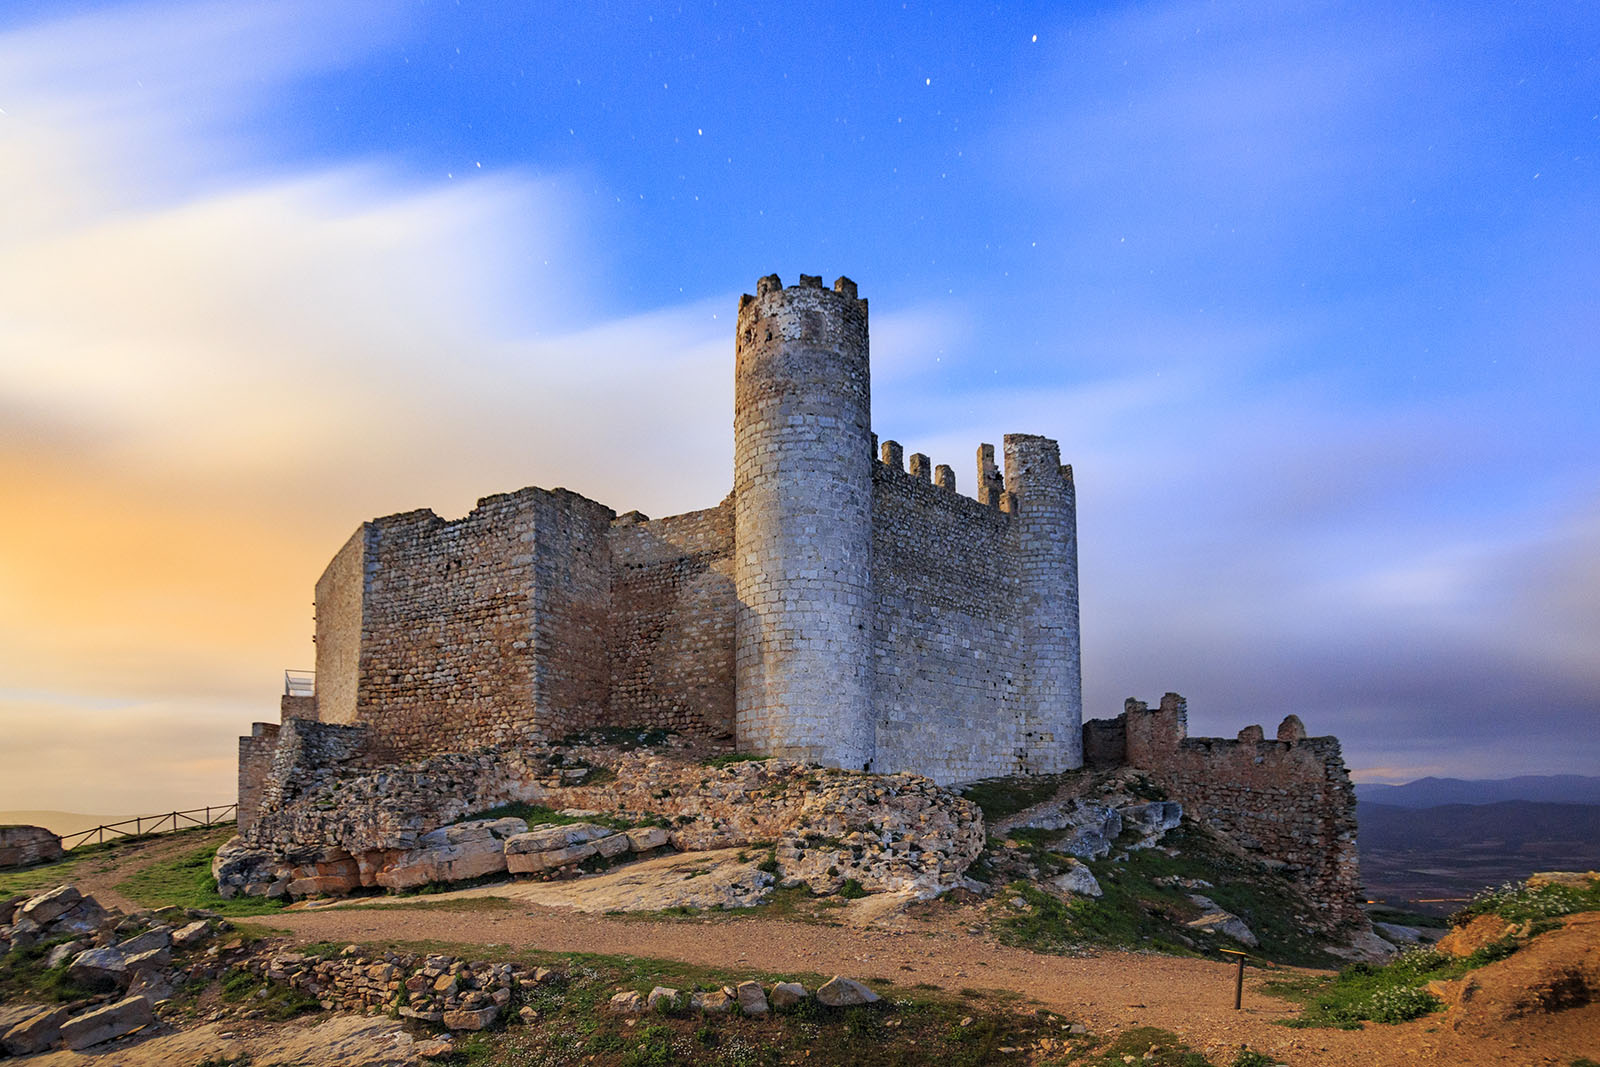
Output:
[[1089, 694, 1363, 928], [1003, 435, 1083, 772], [236, 722, 282, 837], [733, 274, 875, 769]]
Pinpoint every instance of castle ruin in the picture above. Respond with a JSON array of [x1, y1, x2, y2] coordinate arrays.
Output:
[[229, 272, 1361, 930], [245, 273, 1081, 807]]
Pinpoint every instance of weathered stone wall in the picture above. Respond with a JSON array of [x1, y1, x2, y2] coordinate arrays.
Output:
[[606, 501, 736, 739], [341, 487, 613, 758], [869, 456, 1029, 783], [525, 489, 616, 737], [237, 722, 282, 836], [312, 526, 368, 726], [0, 825, 64, 869], [1101, 693, 1362, 928], [734, 275, 876, 771]]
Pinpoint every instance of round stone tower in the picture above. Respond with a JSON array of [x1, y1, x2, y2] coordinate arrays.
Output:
[[733, 273, 875, 770]]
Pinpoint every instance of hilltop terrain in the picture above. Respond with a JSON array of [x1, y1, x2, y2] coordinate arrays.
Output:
[[3, 786, 1598, 1064]]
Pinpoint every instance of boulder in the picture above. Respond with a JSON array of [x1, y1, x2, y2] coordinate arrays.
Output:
[[171, 919, 214, 950], [506, 842, 598, 875], [117, 927, 173, 956], [127, 967, 175, 1002], [1, 893, 29, 925], [770, 981, 808, 1009], [44, 939, 86, 968], [624, 826, 671, 852], [60, 994, 153, 1050], [49, 898, 109, 936], [124, 946, 172, 973], [735, 980, 768, 1015], [19, 885, 81, 926], [69, 946, 129, 989], [1185, 896, 1259, 948], [691, 990, 732, 1013], [1120, 802, 1183, 846], [0, 826, 65, 870], [816, 976, 881, 1007], [504, 822, 612, 855], [0, 1005, 70, 1056], [1050, 863, 1103, 898], [646, 986, 681, 1012], [375, 818, 526, 891], [442, 1006, 499, 1031], [608, 990, 644, 1013], [593, 833, 631, 858]]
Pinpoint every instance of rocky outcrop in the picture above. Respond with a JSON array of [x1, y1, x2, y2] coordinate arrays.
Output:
[[0, 825, 64, 869], [0, 883, 228, 1056], [222, 745, 986, 903]]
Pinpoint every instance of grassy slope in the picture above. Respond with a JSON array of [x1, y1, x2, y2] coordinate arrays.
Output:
[[1262, 874, 1600, 1029]]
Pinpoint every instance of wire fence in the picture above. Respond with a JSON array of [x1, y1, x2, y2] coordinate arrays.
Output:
[[58, 805, 237, 851]]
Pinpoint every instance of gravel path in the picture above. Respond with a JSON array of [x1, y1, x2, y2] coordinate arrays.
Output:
[[264, 902, 1596, 1066]]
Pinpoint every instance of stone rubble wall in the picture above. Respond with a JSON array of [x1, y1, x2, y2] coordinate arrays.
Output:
[[1089, 693, 1363, 929]]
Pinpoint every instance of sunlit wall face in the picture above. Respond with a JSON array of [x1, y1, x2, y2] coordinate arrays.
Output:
[[1, 0, 1596, 814]]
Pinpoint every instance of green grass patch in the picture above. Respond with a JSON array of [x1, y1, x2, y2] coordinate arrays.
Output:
[[0, 936, 100, 1003], [217, 966, 320, 1020], [451, 802, 643, 832], [958, 772, 1078, 822], [1455, 875, 1600, 926], [992, 824, 1338, 967], [1261, 947, 1467, 1028], [701, 752, 769, 769], [114, 840, 288, 917], [1077, 1026, 1213, 1066]]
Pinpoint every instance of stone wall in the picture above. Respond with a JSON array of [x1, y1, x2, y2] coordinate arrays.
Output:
[[342, 487, 614, 758], [0, 825, 63, 869], [1091, 693, 1362, 928], [606, 501, 736, 739], [312, 526, 367, 726], [869, 457, 1028, 782], [236, 722, 282, 836]]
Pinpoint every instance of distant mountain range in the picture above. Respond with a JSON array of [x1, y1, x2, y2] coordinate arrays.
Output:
[[1359, 800, 1600, 852], [1355, 774, 1600, 808]]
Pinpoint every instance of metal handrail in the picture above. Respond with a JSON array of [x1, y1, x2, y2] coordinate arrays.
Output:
[[57, 804, 238, 850], [283, 669, 315, 697]]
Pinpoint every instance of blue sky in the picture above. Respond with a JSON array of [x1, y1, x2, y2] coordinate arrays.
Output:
[[1, 0, 1596, 811]]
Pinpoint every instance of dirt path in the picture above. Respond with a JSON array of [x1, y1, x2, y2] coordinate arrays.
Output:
[[262, 901, 1597, 1066]]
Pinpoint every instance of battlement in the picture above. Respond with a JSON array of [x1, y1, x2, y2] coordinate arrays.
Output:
[[742, 272, 863, 304]]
